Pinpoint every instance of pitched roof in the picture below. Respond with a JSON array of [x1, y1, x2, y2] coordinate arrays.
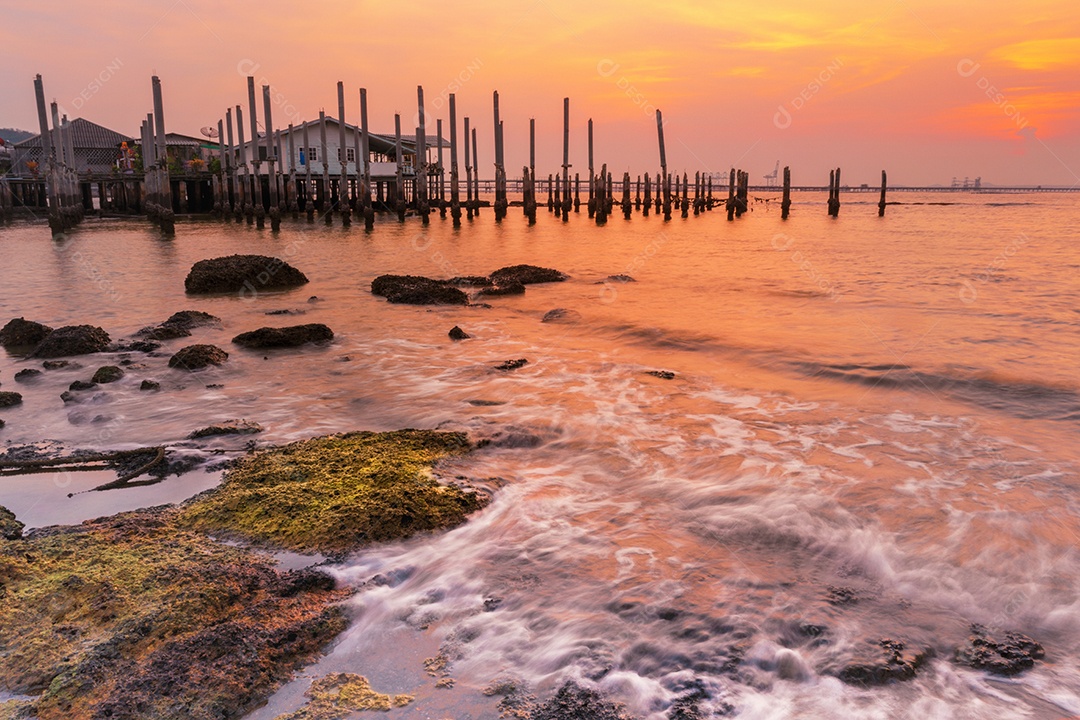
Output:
[[14, 118, 133, 149]]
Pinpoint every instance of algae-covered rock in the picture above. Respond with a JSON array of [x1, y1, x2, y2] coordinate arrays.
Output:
[[0, 318, 53, 350], [488, 264, 569, 286], [188, 419, 264, 439], [370, 275, 469, 305], [0, 509, 348, 720], [273, 673, 413, 719], [91, 366, 124, 384], [31, 325, 110, 358], [232, 324, 334, 349], [169, 344, 229, 370], [0, 505, 23, 540], [0, 391, 23, 408], [838, 638, 932, 685], [954, 624, 1044, 675], [185, 255, 309, 294], [181, 430, 485, 554]]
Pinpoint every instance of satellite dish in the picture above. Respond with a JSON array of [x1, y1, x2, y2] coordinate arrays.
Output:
[[200, 126, 219, 139]]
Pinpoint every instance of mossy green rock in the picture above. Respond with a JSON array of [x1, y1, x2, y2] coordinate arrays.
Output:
[[181, 430, 484, 554], [273, 673, 413, 719], [0, 508, 348, 720]]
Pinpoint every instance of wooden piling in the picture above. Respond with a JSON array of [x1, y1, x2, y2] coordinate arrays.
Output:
[[471, 127, 480, 215], [302, 119, 313, 220], [622, 171, 632, 219], [781, 166, 791, 220], [360, 88, 374, 229], [574, 173, 581, 213], [594, 163, 607, 225], [561, 98, 570, 221], [35, 75, 61, 234], [287, 123, 299, 217], [643, 172, 651, 217], [246, 77, 264, 228], [828, 167, 841, 217], [726, 168, 736, 221], [449, 94, 462, 228], [437, 117, 446, 218], [263, 85, 281, 230], [464, 116, 473, 219], [417, 85, 429, 224], [394, 113, 405, 222], [152, 75, 173, 234], [587, 118, 595, 219], [656, 110, 670, 221], [878, 170, 887, 217], [320, 109, 332, 222], [493, 91, 507, 221], [333, 84, 351, 223]]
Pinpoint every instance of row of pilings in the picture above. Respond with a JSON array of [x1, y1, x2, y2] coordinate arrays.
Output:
[[19, 73, 892, 235]]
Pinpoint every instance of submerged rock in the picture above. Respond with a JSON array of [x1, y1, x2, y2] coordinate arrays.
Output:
[[954, 624, 1044, 675], [41, 360, 73, 370], [507, 682, 635, 720], [91, 366, 124, 384], [449, 326, 470, 340], [185, 255, 309, 294], [478, 281, 526, 296], [838, 638, 932, 685], [31, 325, 111, 358], [113, 339, 163, 353], [370, 275, 469, 305], [180, 430, 485, 554], [14, 369, 42, 382], [138, 310, 221, 340], [644, 370, 676, 380], [168, 344, 229, 370], [0, 507, 348, 720], [68, 380, 96, 391], [541, 308, 582, 323], [494, 358, 529, 371], [188, 419, 264, 439], [0, 391, 23, 408], [275, 673, 413, 719], [140, 379, 161, 391], [0, 318, 53, 349], [488, 264, 569, 285], [601, 274, 636, 283], [232, 324, 334, 349]]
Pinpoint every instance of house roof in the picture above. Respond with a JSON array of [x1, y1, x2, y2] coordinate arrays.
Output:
[[261, 117, 447, 155], [14, 118, 133, 149]]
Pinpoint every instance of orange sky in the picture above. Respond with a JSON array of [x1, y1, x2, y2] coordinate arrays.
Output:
[[2, 0, 1078, 185]]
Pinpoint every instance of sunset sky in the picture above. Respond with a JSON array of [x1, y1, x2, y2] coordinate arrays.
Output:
[[2, 0, 1078, 185]]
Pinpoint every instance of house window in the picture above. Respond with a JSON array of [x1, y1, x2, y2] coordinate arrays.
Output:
[[307, 147, 318, 162], [337, 148, 356, 163]]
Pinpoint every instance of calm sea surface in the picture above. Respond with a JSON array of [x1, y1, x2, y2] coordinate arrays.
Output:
[[1, 192, 1078, 718]]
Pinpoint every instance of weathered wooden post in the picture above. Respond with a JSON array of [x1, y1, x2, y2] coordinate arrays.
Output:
[[525, 117, 537, 221], [554, 174, 561, 218], [225, 108, 240, 220], [449, 94, 462, 228], [828, 167, 841, 217], [471, 126, 480, 215], [437, 117, 446, 218], [635, 175, 642, 210], [595, 163, 607, 225], [781, 166, 791, 219], [643, 172, 651, 217], [336, 81, 352, 226], [302, 120, 313, 220], [416, 85, 429, 224], [622, 171, 632, 219], [707, 175, 714, 210], [492, 90, 506, 221], [587, 118, 595, 218], [262, 85, 281, 230], [574, 173, 581, 213], [561, 97, 571, 221], [463, 116, 474, 220], [287, 123, 298, 217], [656, 109, 670, 221], [152, 75, 174, 234], [726, 168, 736, 221], [245, 77, 264, 228], [736, 170, 748, 217], [546, 174, 554, 212], [394, 114, 405, 222], [214, 118, 225, 215], [360, 88, 374, 229], [878, 170, 887, 217], [319, 109, 332, 223], [681, 172, 689, 218]]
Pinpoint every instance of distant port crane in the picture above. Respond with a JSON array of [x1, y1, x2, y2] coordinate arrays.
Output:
[[764, 160, 780, 186]]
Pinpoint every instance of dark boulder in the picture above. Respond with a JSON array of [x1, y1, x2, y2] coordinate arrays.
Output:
[[232, 324, 334, 349], [447, 276, 493, 287], [91, 366, 124, 384], [449, 326, 470, 340], [488, 264, 569, 286], [479, 282, 526, 297], [541, 308, 582, 323], [838, 639, 932, 685], [42, 360, 73, 370], [0, 391, 22, 408], [188, 419, 264, 439], [68, 380, 97, 391], [184, 255, 309, 294], [140, 380, 161, 391], [600, 274, 636, 283], [645, 370, 676, 380], [954, 624, 1044, 675], [114, 339, 163, 353], [371, 275, 469, 305], [138, 310, 221, 340], [14, 369, 42, 382], [526, 682, 631, 720], [168, 344, 229, 371], [0, 318, 53, 349], [31, 325, 111, 358]]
